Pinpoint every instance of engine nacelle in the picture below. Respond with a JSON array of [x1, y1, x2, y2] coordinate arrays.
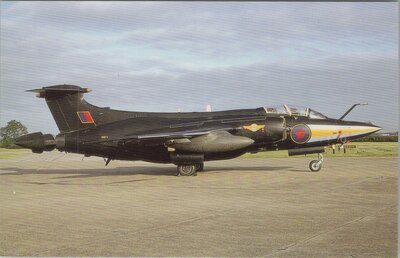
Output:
[[171, 131, 254, 153], [264, 117, 286, 141]]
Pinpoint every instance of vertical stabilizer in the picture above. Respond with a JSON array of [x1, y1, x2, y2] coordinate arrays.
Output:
[[28, 85, 95, 133]]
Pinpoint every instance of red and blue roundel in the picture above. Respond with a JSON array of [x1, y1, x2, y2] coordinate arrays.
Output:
[[290, 124, 311, 144]]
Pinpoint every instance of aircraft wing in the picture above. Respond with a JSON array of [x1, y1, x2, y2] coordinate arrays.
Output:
[[84, 125, 236, 147], [125, 128, 221, 146], [89, 125, 255, 153]]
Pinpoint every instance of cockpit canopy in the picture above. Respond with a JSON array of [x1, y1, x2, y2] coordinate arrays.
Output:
[[263, 105, 328, 119]]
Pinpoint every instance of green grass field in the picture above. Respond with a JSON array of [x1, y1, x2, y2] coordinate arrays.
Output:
[[0, 142, 398, 159], [0, 148, 32, 159], [241, 142, 398, 158]]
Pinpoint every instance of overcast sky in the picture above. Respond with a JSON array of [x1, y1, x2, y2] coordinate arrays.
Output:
[[1, 2, 398, 134]]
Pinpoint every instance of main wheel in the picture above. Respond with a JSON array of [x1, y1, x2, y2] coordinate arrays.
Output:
[[309, 160, 322, 172], [177, 164, 197, 176], [195, 163, 204, 172]]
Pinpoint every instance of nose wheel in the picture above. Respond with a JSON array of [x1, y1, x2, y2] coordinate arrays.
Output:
[[309, 153, 323, 172]]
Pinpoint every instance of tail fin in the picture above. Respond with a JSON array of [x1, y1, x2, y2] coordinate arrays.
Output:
[[28, 85, 97, 133]]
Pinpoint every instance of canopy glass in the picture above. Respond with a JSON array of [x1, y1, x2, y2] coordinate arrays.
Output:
[[263, 105, 328, 119]]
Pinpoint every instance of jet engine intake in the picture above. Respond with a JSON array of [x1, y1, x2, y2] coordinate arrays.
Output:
[[264, 117, 286, 141]]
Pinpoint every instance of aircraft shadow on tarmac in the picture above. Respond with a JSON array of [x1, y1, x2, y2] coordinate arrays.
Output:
[[0, 165, 294, 179]]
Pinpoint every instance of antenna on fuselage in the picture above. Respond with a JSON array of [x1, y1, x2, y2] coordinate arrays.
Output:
[[339, 103, 368, 120]]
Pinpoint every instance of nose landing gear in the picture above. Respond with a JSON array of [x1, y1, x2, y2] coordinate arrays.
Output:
[[309, 153, 323, 172], [195, 163, 204, 172]]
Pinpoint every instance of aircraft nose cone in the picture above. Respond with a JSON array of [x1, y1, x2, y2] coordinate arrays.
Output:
[[361, 123, 382, 133], [345, 123, 382, 139], [371, 125, 382, 133]]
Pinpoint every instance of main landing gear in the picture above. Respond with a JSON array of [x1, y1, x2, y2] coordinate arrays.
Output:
[[195, 163, 204, 172], [309, 153, 323, 172], [177, 163, 204, 176]]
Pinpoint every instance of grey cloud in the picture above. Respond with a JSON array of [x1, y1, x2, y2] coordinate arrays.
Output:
[[4, 2, 397, 56], [1, 2, 398, 133], [1, 52, 397, 133]]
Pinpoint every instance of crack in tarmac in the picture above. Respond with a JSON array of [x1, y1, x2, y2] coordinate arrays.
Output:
[[265, 204, 397, 257]]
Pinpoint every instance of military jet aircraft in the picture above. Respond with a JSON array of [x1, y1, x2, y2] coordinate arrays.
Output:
[[16, 85, 381, 176]]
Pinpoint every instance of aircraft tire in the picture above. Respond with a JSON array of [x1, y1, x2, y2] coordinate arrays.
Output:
[[195, 163, 204, 172], [177, 164, 197, 176], [309, 160, 322, 172]]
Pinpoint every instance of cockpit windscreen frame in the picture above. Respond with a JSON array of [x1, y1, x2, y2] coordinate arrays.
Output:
[[263, 105, 328, 119]]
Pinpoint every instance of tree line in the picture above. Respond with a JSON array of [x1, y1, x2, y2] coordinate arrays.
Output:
[[0, 120, 398, 149], [352, 133, 398, 142], [0, 120, 28, 148]]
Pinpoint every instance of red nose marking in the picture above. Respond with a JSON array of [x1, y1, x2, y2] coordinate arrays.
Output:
[[295, 129, 305, 139]]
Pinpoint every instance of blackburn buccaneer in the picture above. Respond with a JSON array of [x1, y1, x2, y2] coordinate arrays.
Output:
[[16, 85, 381, 176]]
